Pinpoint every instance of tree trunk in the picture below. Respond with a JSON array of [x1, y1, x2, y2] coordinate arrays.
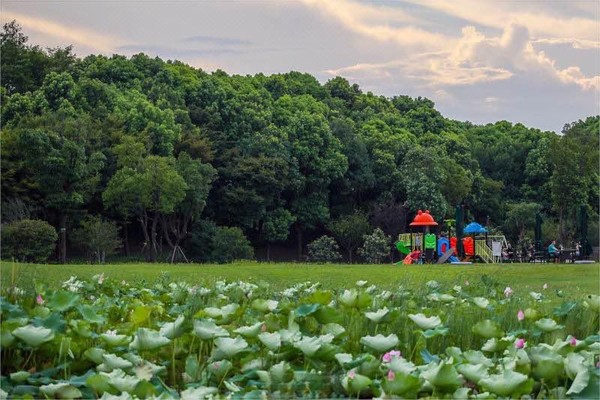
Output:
[[150, 212, 159, 262], [123, 222, 129, 256], [267, 242, 271, 261], [58, 212, 67, 264], [296, 227, 303, 260], [348, 248, 353, 263]]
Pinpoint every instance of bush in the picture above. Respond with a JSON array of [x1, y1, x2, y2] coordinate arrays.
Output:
[[307, 235, 342, 262], [1, 219, 58, 262], [185, 219, 218, 262], [209, 226, 254, 263], [71, 216, 122, 263], [359, 228, 391, 264]]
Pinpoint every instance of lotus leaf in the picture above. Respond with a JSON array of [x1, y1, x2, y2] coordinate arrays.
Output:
[[269, 361, 293, 384], [365, 307, 389, 323], [360, 334, 399, 353], [342, 372, 372, 395], [208, 359, 232, 379], [159, 315, 185, 339], [9, 371, 30, 383], [130, 305, 152, 326], [295, 303, 320, 317], [479, 370, 533, 397], [100, 333, 130, 347], [39, 383, 82, 399], [101, 369, 141, 393], [421, 361, 463, 393], [12, 325, 54, 347], [78, 304, 105, 324], [129, 328, 170, 351], [534, 318, 564, 332], [472, 297, 490, 309], [408, 313, 442, 330], [422, 327, 449, 338], [529, 346, 564, 381], [47, 291, 80, 312], [293, 334, 333, 356], [335, 353, 353, 367], [382, 370, 421, 396], [339, 289, 358, 307], [101, 353, 134, 371], [472, 320, 504, 339], [387, 357, 417, 374], [193, 319, 229, 340], [584, 294, 600, 312], [234, 322, 264, 338], [524, 308, 541, 321], [258, 332, 281, 351], [214, 336, 248, 358], [252, 299, 278, 312], [180, 386, 219, 400], [457, 363, 489, 383], [322, 323, 345, 337]]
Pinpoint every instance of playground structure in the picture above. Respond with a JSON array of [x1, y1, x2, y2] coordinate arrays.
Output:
[[395, 209, 509, 264]]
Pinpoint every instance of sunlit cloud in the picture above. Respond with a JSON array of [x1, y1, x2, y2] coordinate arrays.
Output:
[[399, 0, 599, 44], [299, 0, 453, 49], [1, 11, 121, 54], [326, 23, 599, 91], [530, 38, 600, 50]]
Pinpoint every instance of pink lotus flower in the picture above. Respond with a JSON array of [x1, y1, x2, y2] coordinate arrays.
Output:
[[504, 287, 513, 297], [515, 338, 526, 349], [517, 310, 525, 321], [347, 371, 356, 379], [570, 337, 577, 346], [382, 350, 401, 363], [36, 294, 44, 305], [542, 283, 548, 290], [387, 370, 395, 381]]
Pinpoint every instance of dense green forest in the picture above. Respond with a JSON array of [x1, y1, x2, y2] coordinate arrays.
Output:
[[1, 21, 598, 263]]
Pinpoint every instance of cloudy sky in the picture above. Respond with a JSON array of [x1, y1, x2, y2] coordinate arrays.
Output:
[[2, 0, 599, 132]]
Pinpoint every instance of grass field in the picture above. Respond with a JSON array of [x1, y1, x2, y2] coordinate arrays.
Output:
[[2, 261, 599, 304]]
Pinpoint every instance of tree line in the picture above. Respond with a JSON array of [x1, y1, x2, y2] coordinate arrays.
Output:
[[1, 21, 598, 263]]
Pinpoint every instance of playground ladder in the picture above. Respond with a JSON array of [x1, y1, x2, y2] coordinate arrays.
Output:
[[475, 240, 494, 263]]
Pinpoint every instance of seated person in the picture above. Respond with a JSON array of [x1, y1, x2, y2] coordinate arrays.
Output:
[[548, 240, 559, 262]]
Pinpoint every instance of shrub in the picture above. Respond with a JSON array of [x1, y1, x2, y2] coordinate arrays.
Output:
[[185, 219, 218, 262], [71, 216, 122, 263], [307, 235, 342, 262], [328, 212, 370, 262], [209, 226, 254, 263], [359, 228, 391, 264], [1, 219, 58, 262]]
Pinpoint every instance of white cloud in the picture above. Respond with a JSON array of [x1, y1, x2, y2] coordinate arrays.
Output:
[[299, 0, 453, 49], [1, 11, 121, 54], [327, 23, 599, 91]]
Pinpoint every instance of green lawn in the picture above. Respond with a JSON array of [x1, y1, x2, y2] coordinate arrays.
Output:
[[2, 261, 599, 304]]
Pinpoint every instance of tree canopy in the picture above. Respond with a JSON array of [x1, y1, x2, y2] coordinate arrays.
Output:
[[1, 21, 598, 262]]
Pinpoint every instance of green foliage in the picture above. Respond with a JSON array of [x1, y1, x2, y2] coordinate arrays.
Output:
[[1, 21, 598, 262], [358, 228, 391, 264], [328, 212, 371, 262], [1, 219, 57, 262], [71, 216, 122, 263], [307, 235, 342, 262], [209, 227, 254, 263]]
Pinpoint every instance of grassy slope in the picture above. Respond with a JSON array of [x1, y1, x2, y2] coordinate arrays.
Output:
[[2, 261, 599, 302]]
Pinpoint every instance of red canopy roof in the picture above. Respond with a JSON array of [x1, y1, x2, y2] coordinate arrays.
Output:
[[409, 210, 438, 226]]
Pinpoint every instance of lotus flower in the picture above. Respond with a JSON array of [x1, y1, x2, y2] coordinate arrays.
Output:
[[517, 310, 525, 321], [504, 287, 513, 297], [570, 337, 577, 346], [515, 338, 526, 349], [347, 371, 356, 379], [542, 283, 548, 290], [36, 294, 44, 305], [387, 370, 395, 381]]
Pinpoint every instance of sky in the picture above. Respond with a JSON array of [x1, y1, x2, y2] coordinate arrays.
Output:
[[2, 0, 599, 133]]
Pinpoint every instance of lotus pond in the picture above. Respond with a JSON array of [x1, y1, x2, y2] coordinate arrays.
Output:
[[1, 271, 599, 398]]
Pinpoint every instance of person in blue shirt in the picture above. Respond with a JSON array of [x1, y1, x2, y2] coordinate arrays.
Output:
[[548, 240, 559, 262]]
